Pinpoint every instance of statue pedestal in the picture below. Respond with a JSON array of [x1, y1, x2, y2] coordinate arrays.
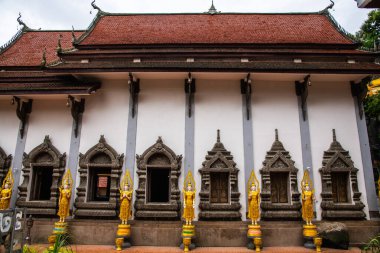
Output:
[[303, 224, 317, 249], [181, 225, 195, 252], [47, 222, 68, 252], [247, 224, 262, 252], [115, 224, 131, 251]]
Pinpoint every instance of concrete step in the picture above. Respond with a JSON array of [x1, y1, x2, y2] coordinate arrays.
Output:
[[31, 219, 380, 247]]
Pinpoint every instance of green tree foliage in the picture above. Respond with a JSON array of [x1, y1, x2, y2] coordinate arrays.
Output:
[[365, 93, 380, 118], [356, 10, 380, 49]]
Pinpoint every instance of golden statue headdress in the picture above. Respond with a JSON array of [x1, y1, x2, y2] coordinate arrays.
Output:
[[301, 168, 314, 194], [247, 169, 260, 194], [60, 168, 73, 190], [120, 169, 133, 190], [183, 171, 195, 191], [2, 168, 14, 190]]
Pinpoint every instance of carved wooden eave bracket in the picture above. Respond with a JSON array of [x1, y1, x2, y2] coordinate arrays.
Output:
[[295, 74, 310, 121], [11, 96, 32, 139], [351, 76, 371, 120], [184, 72, 196, 118], [240, 73, 252, 120], [129, 73, 140, 118], [67, 96, 85, 138]]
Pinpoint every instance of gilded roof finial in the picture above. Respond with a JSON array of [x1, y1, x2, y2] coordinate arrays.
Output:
[[332, 129, 336, 142], [217, 129, 220, 142], [207, 0, 220, 15], [275, 129, 279, 141], [56, 34, 62, 53], [17, 12, 30, 30], [41, 48, 47, 67], [91, 0, 102, 13]]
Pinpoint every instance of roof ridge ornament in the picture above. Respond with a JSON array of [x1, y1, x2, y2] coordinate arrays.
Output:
[[206, 0, 220, 15], [71, 26, 77, 44], [321, 0, 335, 13], [17, 12, 30, 30], [56, 34, 62, 53], [91, 0, 102, 14], [41, 48, 47, 67]]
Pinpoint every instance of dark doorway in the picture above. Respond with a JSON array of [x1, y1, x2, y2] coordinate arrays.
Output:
[[88, 168, 111, 201], [30, 166, 53, 201], [270, 172, 289, 203], [331, 172, 349, 203], [147, 168, 170, 203], [210, 172, 229, 203]]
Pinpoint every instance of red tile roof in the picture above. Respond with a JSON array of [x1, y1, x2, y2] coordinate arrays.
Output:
[[78, 13, 353, 46], [0, 30, 83, 67]]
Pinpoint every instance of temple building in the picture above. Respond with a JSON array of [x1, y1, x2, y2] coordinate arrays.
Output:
[[0, 1, 379, 247]]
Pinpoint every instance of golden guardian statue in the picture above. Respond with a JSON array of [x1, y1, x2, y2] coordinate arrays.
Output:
[[247, 170, 262, 252], [183, 172, 195, 226], [115, 170, 133, 251], [247, 171, 260, 226], [0, 169, 13, 210], [48, 169, 73, 251], [301, 169, 315, 226], [57, 169, 73, 223], [119, 170, 133, 225], [182, 171, 196, 252], [301, 168, 318, 249]]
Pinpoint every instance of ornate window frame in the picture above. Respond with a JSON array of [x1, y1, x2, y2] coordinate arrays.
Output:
[[134, 137, 182, 220], [198, 130, 241, 221], [0, 147, 12, 184], [260, 130, 301, 220], [16, 136, 66, 217], [74, 135, 123, 218], [319, 130, 366, 220]]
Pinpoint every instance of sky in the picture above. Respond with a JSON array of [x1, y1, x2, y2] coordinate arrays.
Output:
[[0, 0, 373, 46]]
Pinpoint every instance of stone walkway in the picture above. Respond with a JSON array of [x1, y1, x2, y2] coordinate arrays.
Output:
[[32, 245, 362, 253]]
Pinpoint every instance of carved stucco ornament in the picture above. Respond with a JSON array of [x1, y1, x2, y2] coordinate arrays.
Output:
[[16, 135, 66, 217], [134, 137, 182, 220], [260, 129, 302, 220], [74, 135, 123, 218], [198, 130, 241, 220], [319, 129, 365, 220]]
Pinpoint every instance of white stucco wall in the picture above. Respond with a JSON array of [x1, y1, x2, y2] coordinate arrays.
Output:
[[194, 79, 245, 220], [308, 81, 369, 220], [25, 99, 72, 157], [134, 79, 185, 197], [251, 81, 304, 218], [79, 80, 130, 193], [80, 80, 129, 155], [0, 99, 19, 157]]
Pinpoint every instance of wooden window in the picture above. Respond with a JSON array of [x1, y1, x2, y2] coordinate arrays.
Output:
[[210, 172, 229, 203], [331, 172, 349, 203], [270, 172, 289, 204], [30, 166, 53, 201], [147, 168, 170, 203], [89, 168, 111, 202]]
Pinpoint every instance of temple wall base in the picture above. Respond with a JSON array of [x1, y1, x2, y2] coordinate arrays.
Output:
[[31, 220, 380, 247]]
